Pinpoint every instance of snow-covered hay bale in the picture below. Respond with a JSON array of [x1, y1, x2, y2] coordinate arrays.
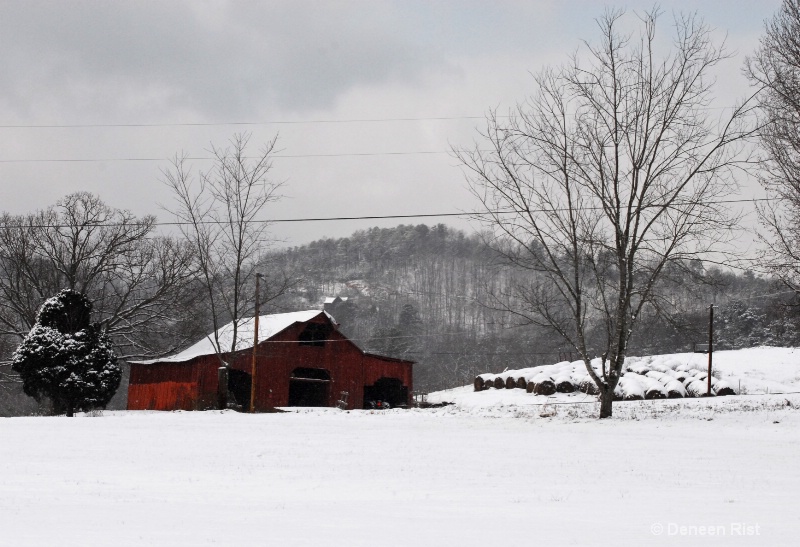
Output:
[[671, 370, 690, 382], [650, 364, 671, 373], [627, 363, 650, 375], [661, 358, 682, 369], [526, 380, 536, 393], [713, 380, 736, 396], [578, 377, 599, 395], [686, 379, 713, 397], [554, 374, 575, 393], [477, 374, 495, 389], [515, 377, 527, 389], [645, 371, 669, 382], [644, 386, 667, 400], [532, 376, 556, 396], [618, 376, 645, 401], [505, 376, 517, 389], [493, 377, 505, 389], [664, 379, 687, 398], [639, 374, 669, 399], [473, 376, 485, 391]]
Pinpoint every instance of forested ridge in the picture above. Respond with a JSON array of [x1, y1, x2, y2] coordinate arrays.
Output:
[[266, 224, 800, 393]]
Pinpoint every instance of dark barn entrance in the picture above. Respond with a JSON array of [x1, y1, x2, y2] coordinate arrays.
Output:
[[363, 377, 408, 408], [288, 367, 331, 407], [228, 369, 252, 410]]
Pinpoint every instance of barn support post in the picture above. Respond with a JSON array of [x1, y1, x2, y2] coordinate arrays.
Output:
[[218, 366, 229, 410], [707, 304, 714, 396], [250, 273, 263, 413]]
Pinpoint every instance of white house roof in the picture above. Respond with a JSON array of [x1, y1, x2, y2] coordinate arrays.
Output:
[[323, 296, 348, 304], [132, 310, 336, 364]]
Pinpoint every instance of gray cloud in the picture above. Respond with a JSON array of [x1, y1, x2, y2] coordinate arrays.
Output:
[[0, 1, 453, 121]]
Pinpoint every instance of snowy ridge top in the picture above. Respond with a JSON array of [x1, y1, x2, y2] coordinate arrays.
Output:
[[133, 310, 335, 364]]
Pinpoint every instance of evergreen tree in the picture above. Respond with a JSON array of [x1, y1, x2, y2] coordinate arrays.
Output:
[[11, 289, 121, 417]]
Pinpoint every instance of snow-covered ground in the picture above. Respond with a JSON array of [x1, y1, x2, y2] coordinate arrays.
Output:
[[1, 347, 799, 546]]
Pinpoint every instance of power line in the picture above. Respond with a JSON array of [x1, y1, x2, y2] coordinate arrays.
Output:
[[0, 106, 744, 130], [0, 198, 775, 230], [0, 115, 491, 129], [0, 150, 453, 163]]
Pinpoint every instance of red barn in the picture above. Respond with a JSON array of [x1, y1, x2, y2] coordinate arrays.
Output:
[[127, 310, 413, 411]]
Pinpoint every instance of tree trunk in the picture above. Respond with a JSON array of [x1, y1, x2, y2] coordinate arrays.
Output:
[[599, 389, 613, 419], [66, 403, 74, 418]]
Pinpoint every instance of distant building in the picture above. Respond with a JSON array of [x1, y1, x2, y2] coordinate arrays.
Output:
[[127, 310, 413, 411], [323, 296, 349, 307]]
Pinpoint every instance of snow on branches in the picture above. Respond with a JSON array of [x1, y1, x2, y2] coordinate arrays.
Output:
[[11, 289, 121, 416]]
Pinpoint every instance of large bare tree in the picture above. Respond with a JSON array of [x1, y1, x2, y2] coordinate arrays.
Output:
[[0, 192, 197, 357], [456, 9, 755, 417], [163, 133, 290, 360], [747, 0, 800, 292]]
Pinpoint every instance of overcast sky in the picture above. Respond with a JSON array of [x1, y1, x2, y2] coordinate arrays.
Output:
[[0, 0, 783, 248]]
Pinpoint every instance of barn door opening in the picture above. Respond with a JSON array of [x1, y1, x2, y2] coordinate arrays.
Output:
[[228, 369, 252, 410], [363, 377, 408, 409], [288, 368, 331, 407]]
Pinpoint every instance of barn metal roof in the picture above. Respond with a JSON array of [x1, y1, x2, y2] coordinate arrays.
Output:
[[132, 310, 336, 364]]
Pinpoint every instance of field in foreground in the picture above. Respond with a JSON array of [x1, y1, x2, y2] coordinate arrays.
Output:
[[1, 397, 799, 546]]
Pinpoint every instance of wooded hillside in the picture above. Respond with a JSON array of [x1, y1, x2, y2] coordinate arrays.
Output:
[[265, 224, 800, 393]]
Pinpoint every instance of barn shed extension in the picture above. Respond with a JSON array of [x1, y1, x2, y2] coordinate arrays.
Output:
[[127, 310, 413, 412]]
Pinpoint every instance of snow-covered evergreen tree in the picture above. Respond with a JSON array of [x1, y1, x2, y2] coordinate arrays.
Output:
[[11, 290, 121, 417]]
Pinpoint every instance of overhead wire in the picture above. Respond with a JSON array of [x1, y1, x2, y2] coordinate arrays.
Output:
[[0, 197, 776, 229], [0, 150, 454, 163], [0, 115, 495, 129]]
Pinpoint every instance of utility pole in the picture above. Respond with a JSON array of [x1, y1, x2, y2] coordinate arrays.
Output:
[[707, 304, 714, 396], [250, 273, 264, 413]]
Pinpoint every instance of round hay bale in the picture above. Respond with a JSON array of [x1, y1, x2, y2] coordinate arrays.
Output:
[[526, 380, 536, 393], [579, 378, 599, 395], [516, 377, 527, 389], [533, 379, 556, 396], [686, 379, 712, 397], [664, 379, 686, 399], [674, 372, 690, 382], [644, 388, 667, 400], [493, 377, 505, 389], [645, 371, 671, 382], [555, 377, 575, 393], [627, 364, 651, 375], [713, 380, 736, 396], [618, 375, 646, 400], [505, 376, 517, 389], [473, 377, 485, 391]]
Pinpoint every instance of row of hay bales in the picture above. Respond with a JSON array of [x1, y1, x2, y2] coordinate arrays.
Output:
[[474, 359, 736, 399]]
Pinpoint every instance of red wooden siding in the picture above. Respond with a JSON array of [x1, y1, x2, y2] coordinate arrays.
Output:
[[127, 315, 413, 411]]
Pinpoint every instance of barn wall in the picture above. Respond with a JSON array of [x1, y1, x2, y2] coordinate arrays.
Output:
[[361, 355, 414, 408], [127, 360, 218, 411], [128, 315, 413, 411], [228, 318, 373, 411]]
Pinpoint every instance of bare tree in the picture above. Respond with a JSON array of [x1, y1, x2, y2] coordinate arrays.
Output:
[[0, 192, 197, 358], [747, 0, 800, 292], [455, 8, 755, 418], [163, 133, 290, 360]]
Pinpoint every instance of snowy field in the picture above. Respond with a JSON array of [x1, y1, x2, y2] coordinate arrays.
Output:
[[1, 347, 799, 546]]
